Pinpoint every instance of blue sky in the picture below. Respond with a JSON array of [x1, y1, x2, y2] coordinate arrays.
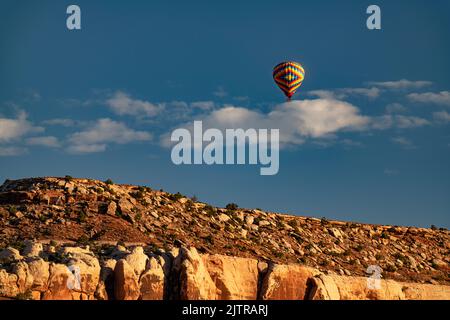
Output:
[[1, 0, 450, 228]]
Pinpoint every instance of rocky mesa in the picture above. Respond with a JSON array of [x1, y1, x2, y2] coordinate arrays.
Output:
[[0, 177, 449, 300]]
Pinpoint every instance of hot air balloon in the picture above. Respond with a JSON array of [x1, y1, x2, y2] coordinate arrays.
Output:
[[273, 61, 305, 100]]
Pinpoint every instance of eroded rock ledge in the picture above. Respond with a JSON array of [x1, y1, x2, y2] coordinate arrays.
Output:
[[0, 242, 448, 300]]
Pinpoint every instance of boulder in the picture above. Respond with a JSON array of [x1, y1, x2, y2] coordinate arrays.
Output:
[[245, 216, 254, 226], [308, 274, 340, 300], [26, 257, 50, 291], [218, 214, 231, 223], [140, 257, 165, 300], [260, 263, 320, 300], [42, 263, 75, 300], [12, 261, 34, 292], [22, 240, 43, 257], [114, 259, 140, 300], [117, 198, 134, 216], [61, 247, 101, 295], [432, 258, 447, 270], [101, 201, 117, 216], [179, 247, 259, 300], [0, 247, 22, 264], [124, 246, 148, 277], [0, 269, 19, 298], [179, 247, 217, 299]]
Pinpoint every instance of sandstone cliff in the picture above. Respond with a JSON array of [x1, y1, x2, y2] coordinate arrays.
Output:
[[0, 243, 449, 300], [0, 177, 448, 300]]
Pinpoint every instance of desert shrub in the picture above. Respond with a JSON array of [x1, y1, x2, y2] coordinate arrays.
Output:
[[77, 234, 90, 246], [104, 178, 114, 185], [131, 190, 145, 200], [185, 200, 194, 211], [168, 192, 183, 201], [298, 256, 307, 264], [77, 210, 87, 223], [319, 259, 329, 266], [203, 234, 214, 244], [225, 203, 238, 211], [385, 264, 397, 272], [8, 205, 18, 215], [135, 212, 142, 222], [343, 249, 351, 256], [273, 250, 284, 259], [10, 240, 26, 252], [204, 205, 216, 216], [288, 219, 298, 228], [64, 175, 73, 182]]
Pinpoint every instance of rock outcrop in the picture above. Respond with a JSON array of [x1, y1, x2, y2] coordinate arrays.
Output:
[[178, 247, 259, 300], [0, 177, 448, 300], [0, 242, 448, 300]]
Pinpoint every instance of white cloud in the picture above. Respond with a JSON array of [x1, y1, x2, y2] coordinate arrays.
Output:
[[371, 115, 394, 130], [385, 103, 407, 114], [433, 110, 450, 123], [42, 118, 76, 127], [407, 91, 450, 106], [169, 101, 189, 108], [308, 87, 380, 99], [340, 87, 380, 98], [395, 115, 430, 128], [392, 136, 416, 149], [67, 118, 152, 153], [370, 115, 429, 129], [369, 79, 432, 90], [106, 91, 163, 117], [162, 99, 369, 148], [0, 146, 27, 156], [308, 90, 337, 100], [26, 136, 60, 148], [0, 111, 43, 143], [270, 99, 369, 139], [190, 101, 215, 110], [67, 144, 106, 154]]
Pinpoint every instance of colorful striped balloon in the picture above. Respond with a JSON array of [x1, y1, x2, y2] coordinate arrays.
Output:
[[273, 61, 305, 100]]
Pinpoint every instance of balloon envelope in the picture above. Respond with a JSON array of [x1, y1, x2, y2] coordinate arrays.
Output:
[[273, 61, 305, 100]]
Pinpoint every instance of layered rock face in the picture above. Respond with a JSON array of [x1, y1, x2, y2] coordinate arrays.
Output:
[[0, 243, 449, 300], [0, 177, 448, 300]]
